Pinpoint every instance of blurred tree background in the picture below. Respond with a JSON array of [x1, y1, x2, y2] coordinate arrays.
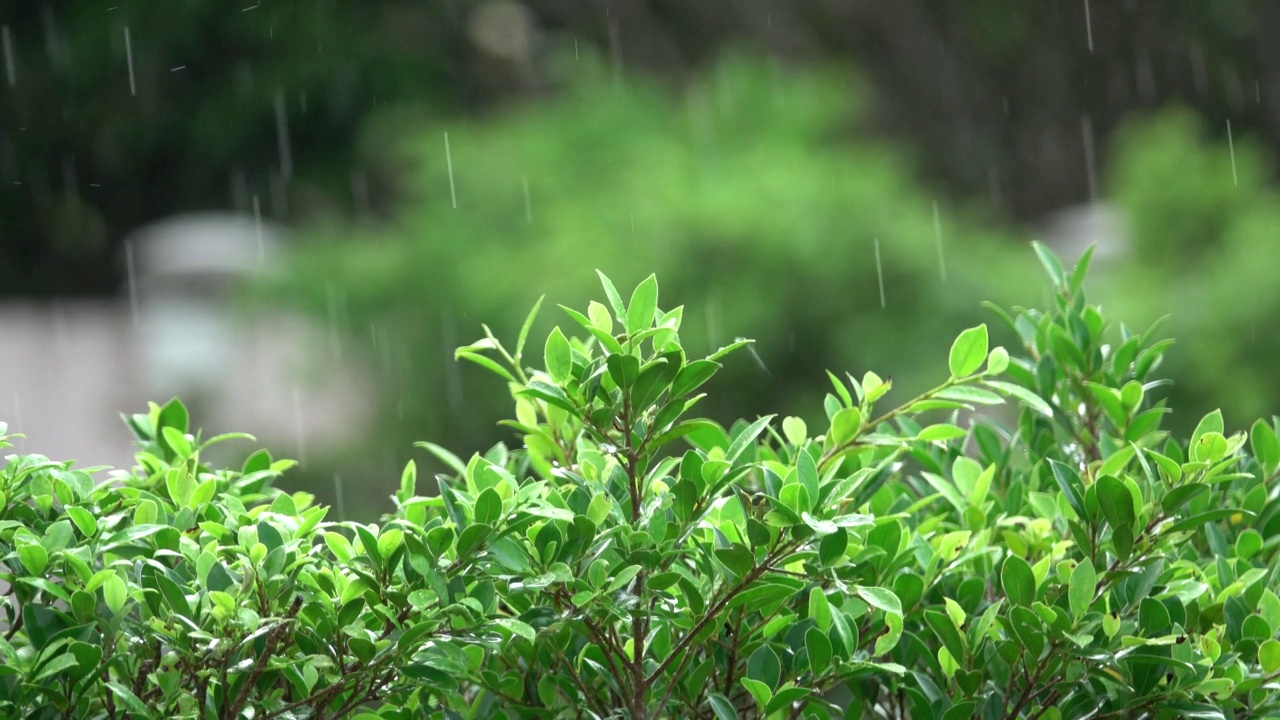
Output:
[[4, 0, 1279, 515]]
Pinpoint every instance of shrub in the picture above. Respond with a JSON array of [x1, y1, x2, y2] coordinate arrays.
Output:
[[3, 243, 1279, 718]]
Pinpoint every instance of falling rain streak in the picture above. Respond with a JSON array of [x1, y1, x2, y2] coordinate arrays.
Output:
[[874, 238, 886, 309], [445, 132, 457, 208], [252, 195, 265, 262], [523, 175, 532, 223], [274, 90, 293, 179], [1227, 120, 1238, 186], [1083, 0, 1094, 53], [125, 240, 139, 326], [1081, 115, 1098, 199], [933, 200, 946, 282], [2, 25, 15, 86], [124, 26, 135, 96]]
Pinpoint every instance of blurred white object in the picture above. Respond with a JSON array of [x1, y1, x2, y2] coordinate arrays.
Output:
[[1040, 202, 1129, 266], [0, 213, 374, 470]]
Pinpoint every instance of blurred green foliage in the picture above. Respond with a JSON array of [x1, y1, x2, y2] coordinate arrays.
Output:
[[1103, 110, 1280, 433], [274, 54, 1041, 480]]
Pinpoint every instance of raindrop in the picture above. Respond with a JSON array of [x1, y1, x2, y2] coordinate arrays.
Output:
[[252, 195, 265, 262], [1135, 50, 1156, 102], [2, 25, 16, 87], [170, 65, 185, 72], [292, 386, 308, 466], [1081, 115, 1098, 199], [274, 90, 293, 179], [332, 474, 347, 521], [705, 295, 722, 349], [1257, 81, 1263, 104], [874, 238, 886, 309], [1083, 0, 1093, 53], [574, 38, 579, 60], [444, 131, 457, 208], [125, 240, 139, 326], [746, 343, 771, 376], [326, 284, 344, 363], [124, 26, 135, 96], [10, 393, 22, 432], [1227, 119, 1238, 187], [1190, 44, 1208, 96], [441, 311, 463, 417], [523, 175, 532, 223], [933, 200, 946, 282]]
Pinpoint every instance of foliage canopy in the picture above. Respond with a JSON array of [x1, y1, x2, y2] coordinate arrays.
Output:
[[3, 244, 1279, 719]]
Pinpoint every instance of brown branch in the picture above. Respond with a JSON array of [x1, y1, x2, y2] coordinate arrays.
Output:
[[225, 596, 303, 720]]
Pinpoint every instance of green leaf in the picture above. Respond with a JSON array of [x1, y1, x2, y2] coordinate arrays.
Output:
[[714, 545, 755, 579], [517, 380, 578, 414], [949, 324, 989, 378], [1001, 555, 1035, 606], [515, 295, 546, 362], [806, 626, 832, 674], [855, 586, 902, 616], [942, 700, 978, 720], [65, 506, 97, 537], [1032, 240, 1066, 286], [596, 270, 627, 318], [782, 417, 807, 446], [165, 467, 195, 507], [455, 350, 517, 383], [1096, 475, 1135, 531], [607, 564, 642, 593], [809, 588, 831, 631], [924, 609, 967, 663], [105, 682, 150, 715], [917, 424, 967, 442], [830, 407, 862, 445], [626, 274, 659, 335], [1069, 558, 1096, 619], [1251, 419, 1280, 474], [985, 379, 1054, 417], [414, 441, 468, 476], [746, 644, 781, 689], [103, 574, 127, 613], [32, 652, 80, 682], [544, 326, 572, 383], [1164, 508, 1252, 535], [671, 360, 720, 398], [474, 487, 503, 525], [725, 415, 774, 464], [1261, 639, 1280, 673], [707, 694, 738, 720], [986, 346, 1010, 374], [587, 300, 612, 334], [17, 543, 48, 575], [494, 618, 536, 643], [741, 678, 773, 710]]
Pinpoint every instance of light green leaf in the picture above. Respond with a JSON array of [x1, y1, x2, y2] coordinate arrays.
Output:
[[103, 575, 127, 614], [1069, 558, 1096, 619], [1261, 639, 1280, 673], [544, 327, 572, 383], [626, 274, 658, 335], [949, 324, 989, 378], [515, 295, 546, 362], [830, 407, 862, 445]]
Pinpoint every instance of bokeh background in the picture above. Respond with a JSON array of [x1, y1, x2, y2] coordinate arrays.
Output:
[[2, 1, 1277, 520]]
